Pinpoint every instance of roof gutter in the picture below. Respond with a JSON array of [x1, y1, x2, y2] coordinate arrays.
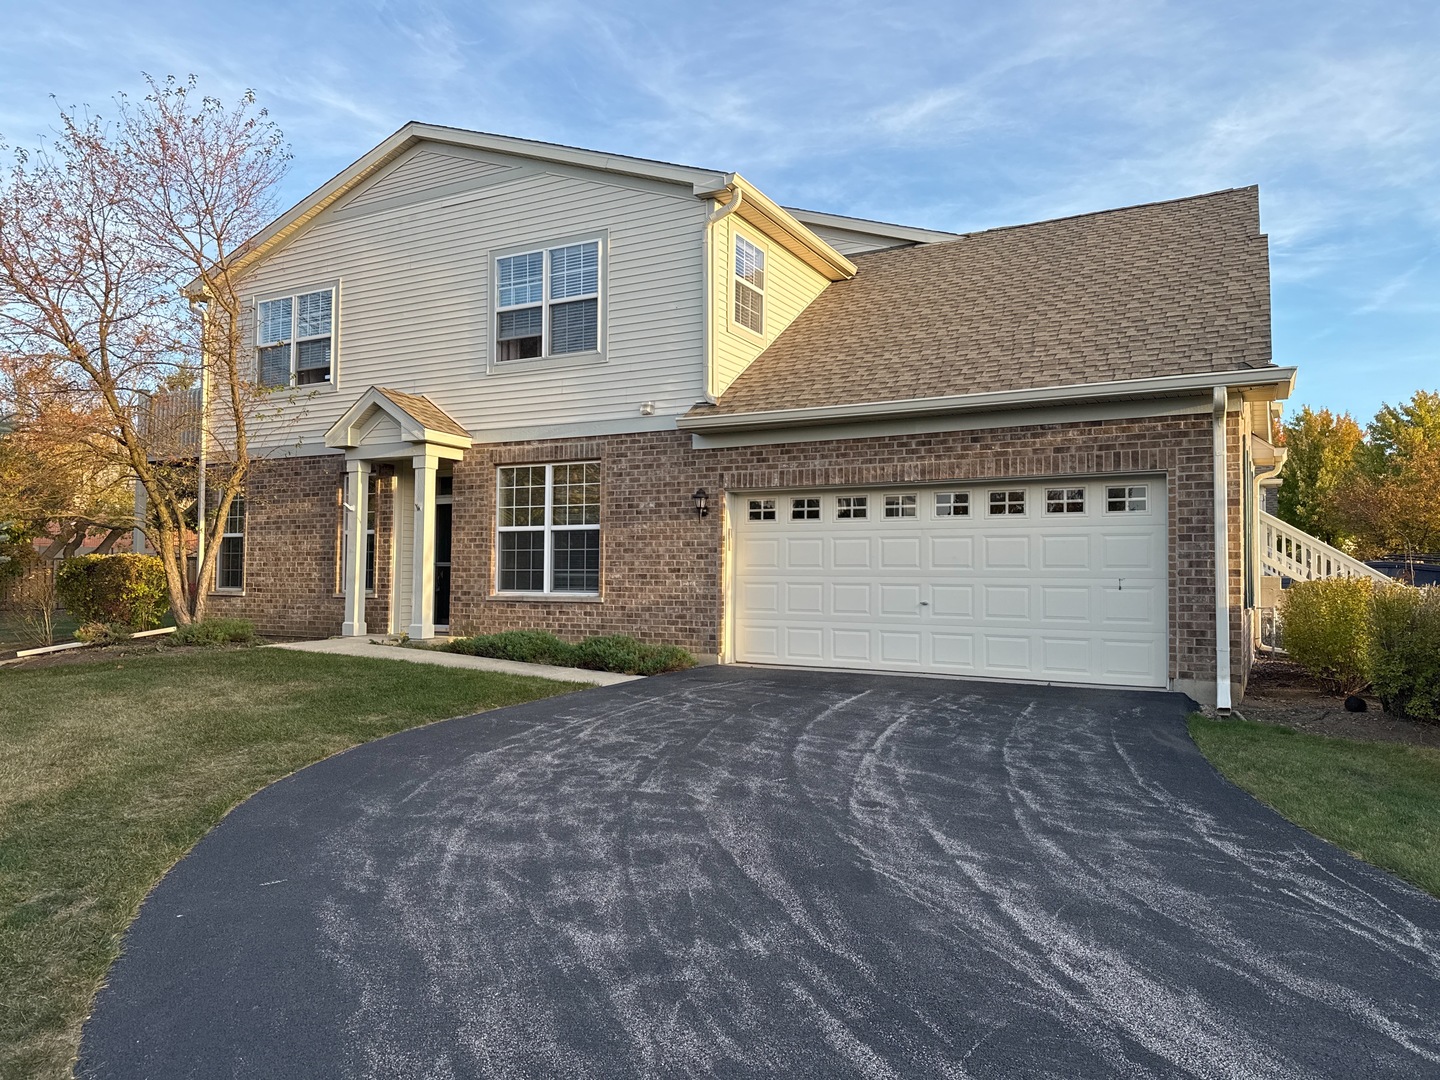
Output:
[[696, 174, 857, 282], [677, 366, 1298, 433], [1213, 385, 1233, 713]]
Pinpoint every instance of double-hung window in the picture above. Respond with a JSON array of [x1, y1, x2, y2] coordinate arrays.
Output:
[[733, 234, 765, 335], [496, 241, 601, 361], [216, 496, 245, 591], [497, 463, 600, 593], [257, 286, 335, 388]]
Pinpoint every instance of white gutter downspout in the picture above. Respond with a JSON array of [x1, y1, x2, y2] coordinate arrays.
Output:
[[701, 185, 743, 403], [1213, 386, 1232, 712]]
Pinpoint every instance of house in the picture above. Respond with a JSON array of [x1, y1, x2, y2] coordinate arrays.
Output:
[[202, 123, 1310, 706]]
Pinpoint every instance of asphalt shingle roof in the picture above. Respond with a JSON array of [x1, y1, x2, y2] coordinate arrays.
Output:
[[703, 187, 1273, 417], [376, 387, 472, 439]]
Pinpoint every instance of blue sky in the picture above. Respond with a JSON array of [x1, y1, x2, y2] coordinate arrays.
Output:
[[3, 0, 1436, 421]]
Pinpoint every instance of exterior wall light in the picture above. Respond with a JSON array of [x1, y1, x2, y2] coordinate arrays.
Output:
[[692, 488, 709, 518]]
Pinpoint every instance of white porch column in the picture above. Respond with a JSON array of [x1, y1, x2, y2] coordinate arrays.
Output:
[[408, 453, 437, 640], [342, 459, 371, 637]]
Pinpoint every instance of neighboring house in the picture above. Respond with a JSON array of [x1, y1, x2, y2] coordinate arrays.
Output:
[[201, 123, 1321, 706]]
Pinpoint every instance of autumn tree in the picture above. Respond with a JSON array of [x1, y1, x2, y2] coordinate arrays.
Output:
[[0, 76, 289, 623], [1343, 389, 1440, 560], [1276, 406, 1364, 548]]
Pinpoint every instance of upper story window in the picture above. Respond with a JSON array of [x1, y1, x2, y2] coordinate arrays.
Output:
[[733, 234, 765, 335], [496, 240, 601, 361], [257, 286, 334, 388]]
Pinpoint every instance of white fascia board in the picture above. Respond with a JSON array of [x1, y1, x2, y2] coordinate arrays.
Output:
[[783, 207, 961, 245], [677, 367, 1298, 434], [698, 175, 858, 281]]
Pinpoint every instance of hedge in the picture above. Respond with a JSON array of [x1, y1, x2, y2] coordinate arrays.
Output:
[[1369, 585, 1440, 722], [56, 553, 169, 631], [438, 630, 696, 676], [1279, 577, 1374, 694]]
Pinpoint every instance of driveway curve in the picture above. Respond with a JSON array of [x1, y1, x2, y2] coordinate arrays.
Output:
[[79, 667, 1440, 1079]]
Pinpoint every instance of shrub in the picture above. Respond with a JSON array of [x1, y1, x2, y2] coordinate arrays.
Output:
[[441, 630, 578, 666], [1280, 577, 1375, 694], [439, 631, 697, 675], [170, 617, 256, 647], [73, 621, 133, 645], [56, 553, 169, 630], [1369, 585, 1440, 721], [571, 635, 697, 676]]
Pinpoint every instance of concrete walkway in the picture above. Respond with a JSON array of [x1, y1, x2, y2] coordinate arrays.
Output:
[[268, 636, 643, 686]]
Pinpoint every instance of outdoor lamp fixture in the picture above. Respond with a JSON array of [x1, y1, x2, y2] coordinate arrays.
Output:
[[692, 488, 709, 518]]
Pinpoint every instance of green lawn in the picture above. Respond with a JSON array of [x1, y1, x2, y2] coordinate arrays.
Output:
[[0, 648, 579, 1080], [1190, 717, 1440, 899]]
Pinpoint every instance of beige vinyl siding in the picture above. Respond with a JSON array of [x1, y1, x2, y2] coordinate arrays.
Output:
[[801, 222, 922, 255], [235, 145, 708, 450], [340, 149, 515, 210], [710, 215, 830, 399]]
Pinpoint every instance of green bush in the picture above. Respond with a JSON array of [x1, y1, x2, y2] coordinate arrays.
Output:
[[170, 617, 256, 647], [56, 553, 169, 631], [1369, 585, 1440, 721], [439, 631, 696, 675], [442, 629, 578, 666], [571, 635, 697, 676], [1280, 577, 1375, 694], [73, 622, 134, 645]]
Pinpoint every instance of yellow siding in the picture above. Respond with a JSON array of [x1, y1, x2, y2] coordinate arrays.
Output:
[[709, 214, 831, 400]]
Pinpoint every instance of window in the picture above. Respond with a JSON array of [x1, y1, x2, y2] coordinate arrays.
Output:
[[733, 234, 765, 335], [1107, 484, 1149, 512], [337, 476, 378, 595], [836, 496, 868, 520], [216, 496, 245, 591], [497, 463, 600, 593], [884, 494, 917, 519], [935, 492, 969, 517], [257, 287, 334, 388], [496, 241, 600, 361], [988, 490, 1025, 515], [748, 498, 777, 521], [791, 497, 820, 520], [1045, 487, 1085, 514]]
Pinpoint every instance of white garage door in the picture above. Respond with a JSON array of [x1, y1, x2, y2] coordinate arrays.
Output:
[[731, 478, 1168, 688]]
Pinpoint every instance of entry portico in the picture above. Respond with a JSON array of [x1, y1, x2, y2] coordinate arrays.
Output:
[[324, 386, 472, 640]]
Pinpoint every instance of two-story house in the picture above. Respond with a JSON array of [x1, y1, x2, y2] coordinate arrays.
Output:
[[204, 123, 1304, 706]]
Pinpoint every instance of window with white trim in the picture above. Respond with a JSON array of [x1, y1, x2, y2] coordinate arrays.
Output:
[[935, 492, 969, 517], [836, 496, 868, 520], [1107, 484, 1149, 512], [496, 241, 600, 361], [988, 490, 1025, 515], [733, 234, 765, 335], [1045, 487, 1085, 514], [884, 494, 917, 519], [216, 496, 245, 591], [748, 498, 777, 521], [337, 476, 378, 595], [791, 497, 820, 520], [496, 463, 600, 593], [257, 287, 334, 388]]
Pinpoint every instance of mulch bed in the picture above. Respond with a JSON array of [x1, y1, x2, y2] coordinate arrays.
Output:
[[1, 641, 258, 672], [1238, 655, 1440, 749]]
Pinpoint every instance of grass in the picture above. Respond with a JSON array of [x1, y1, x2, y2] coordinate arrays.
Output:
[[0, 647, 579, 1079], [1190, 716, 1440, 899]]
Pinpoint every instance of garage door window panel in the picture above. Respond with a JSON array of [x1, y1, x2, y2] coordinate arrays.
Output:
[[1107, 485, 1149, 513], [837, 496, 868, 520], [989, 490, 1026, 516], [935, 492, 970, 517], [748, 498, 777, 521], [1046, 488, 1086, 514], [791, 498, 821, 521], [884, 494, 917, 519]]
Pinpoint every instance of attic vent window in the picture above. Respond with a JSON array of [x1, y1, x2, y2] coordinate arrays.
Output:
[[496, 240, 601, 361], [257, 286, 334, 388], [733, 234, 765, 335]]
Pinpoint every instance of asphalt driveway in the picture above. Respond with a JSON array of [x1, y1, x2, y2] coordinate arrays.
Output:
[[79, 667, 1440, 1079]]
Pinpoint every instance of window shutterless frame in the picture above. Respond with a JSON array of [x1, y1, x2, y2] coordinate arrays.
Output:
[[495, 463, 600, 594], [492, 236, 605, 365], [254, 281, 339, 389], [732, 230, 766, 337], [215, 496, 246, 592]]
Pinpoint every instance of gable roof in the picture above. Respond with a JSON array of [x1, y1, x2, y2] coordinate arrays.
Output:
[[325, 385, 472, 451], [691, 187, 1278, 423]]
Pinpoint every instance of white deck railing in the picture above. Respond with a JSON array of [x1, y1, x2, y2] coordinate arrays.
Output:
[[1259, 510, 1390, 583]]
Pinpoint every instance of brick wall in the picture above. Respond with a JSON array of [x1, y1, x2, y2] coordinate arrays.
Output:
[[218, 412, 1245, 695]]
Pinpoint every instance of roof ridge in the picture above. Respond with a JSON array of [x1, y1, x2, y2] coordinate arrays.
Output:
[[936, 186, 1260, 244], [404, 121, 724, 179]]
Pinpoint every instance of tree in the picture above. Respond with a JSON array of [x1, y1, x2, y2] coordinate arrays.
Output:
[[1343, 389, 1440, 561], [0, 76, 289, 624], [1276, 406, 1364, 548]]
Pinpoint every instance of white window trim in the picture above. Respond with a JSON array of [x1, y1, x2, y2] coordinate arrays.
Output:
[[214, 496, 246, 594], [253, 280, 340, 390], [747, 498, 777, 521], [335, 476, 378, 598], [490, 234, 607, 370], [836, 495, 869, 521], [882, 493, 918, 519], [987, 489, 1028, 516], [1105, 483, 1152, 514], [1044, 486, 1088, 515], [731, 229, 767, 340], [494, 463, 601, 596], [934, 491, 971, 518]]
